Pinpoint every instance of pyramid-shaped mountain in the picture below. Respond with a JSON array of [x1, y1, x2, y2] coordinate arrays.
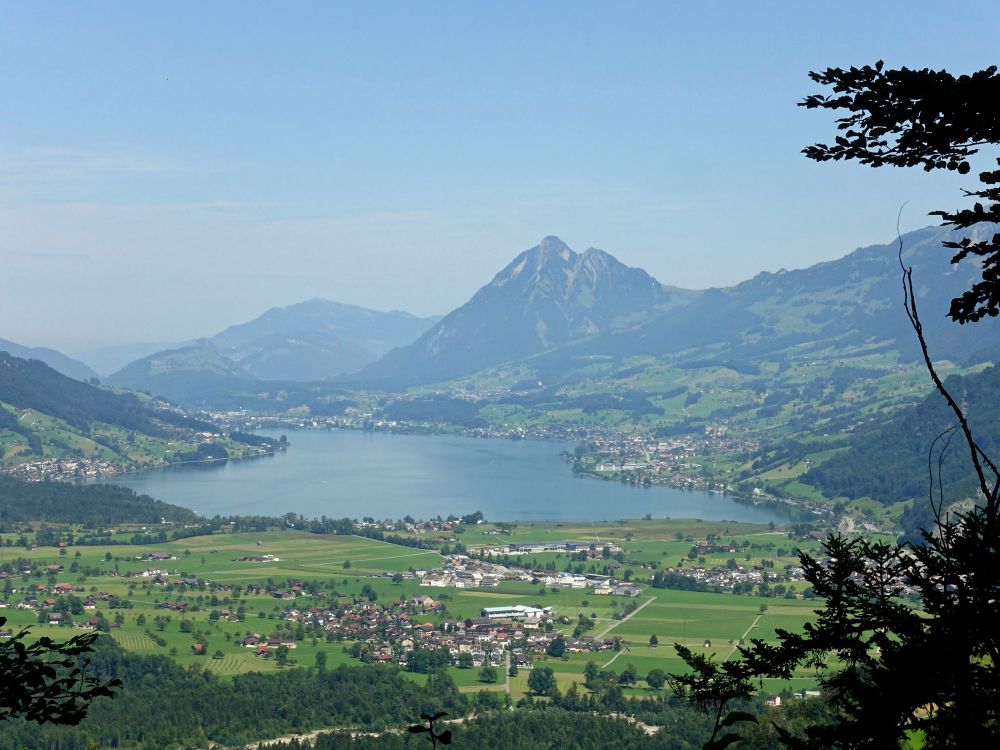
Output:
[[520, 224, 1000, 383], [359, 236, 694, 385]]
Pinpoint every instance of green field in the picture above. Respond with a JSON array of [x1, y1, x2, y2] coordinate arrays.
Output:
[[0, 519, 825, 698]]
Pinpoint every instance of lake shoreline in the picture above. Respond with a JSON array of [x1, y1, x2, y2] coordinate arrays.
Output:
[[98, 429, 789, 525]]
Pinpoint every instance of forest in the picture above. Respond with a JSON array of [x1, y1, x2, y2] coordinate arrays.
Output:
[[0, 638, 466, 749], [804, 365, 1000, 533], [0, 634, 830, 750], [0, 353, 167, 435], [0, 475, 198, 529]]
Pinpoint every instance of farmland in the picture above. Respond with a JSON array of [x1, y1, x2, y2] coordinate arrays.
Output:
[[0, 518, 823, 696]]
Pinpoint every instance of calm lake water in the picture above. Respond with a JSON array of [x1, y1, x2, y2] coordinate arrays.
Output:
[[104, 429, 786, 524]]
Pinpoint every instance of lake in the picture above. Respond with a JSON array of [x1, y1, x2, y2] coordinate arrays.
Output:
[[104, 429, 787, 524]]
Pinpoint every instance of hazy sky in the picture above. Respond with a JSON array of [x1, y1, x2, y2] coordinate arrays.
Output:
[[3, 2, 998, 352]]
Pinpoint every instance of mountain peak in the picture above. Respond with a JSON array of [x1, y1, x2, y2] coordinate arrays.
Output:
[[359, 237, 689, 386], [537, 235, 574, 260]]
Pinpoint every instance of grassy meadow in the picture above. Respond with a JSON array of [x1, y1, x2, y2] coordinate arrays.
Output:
[[0, 519, 823, 696]]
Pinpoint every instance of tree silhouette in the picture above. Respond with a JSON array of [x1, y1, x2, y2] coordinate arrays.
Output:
[[408, 711, 452, 748], [0, 617, 119, 725], [800, 61, 1000, 322], [672, 62, 1000, 749]]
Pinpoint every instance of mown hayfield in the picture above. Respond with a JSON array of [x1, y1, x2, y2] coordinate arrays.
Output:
[[111, 629, 162, 654]]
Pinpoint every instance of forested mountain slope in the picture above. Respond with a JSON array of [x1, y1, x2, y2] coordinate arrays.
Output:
[[0, 475, 198, 527], [803, 363, 1000, 514]]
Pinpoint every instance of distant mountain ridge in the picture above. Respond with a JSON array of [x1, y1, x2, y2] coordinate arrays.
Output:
[[107, 300, 441, 402], [359, 236, 697, 385], [0, 337, 98, 382], [210, 298, 439, 380], [108, 226, 1000, 401], [500, 225, 1000, 384], [107, 341, 261, 406], [0, 351, 278, 472]]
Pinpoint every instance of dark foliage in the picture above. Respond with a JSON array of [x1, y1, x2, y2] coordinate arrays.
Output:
[[801, 61, 1000, 323], [0, 475, 198, 528], [0, 353, 164, 435], [229, 430, 282, 448], [0, 617, 119, 725], [172, 441, 230, 462], [0, 640, 466, 749], [283, 707, 710, 750]]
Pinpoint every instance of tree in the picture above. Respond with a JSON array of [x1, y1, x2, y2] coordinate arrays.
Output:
[[0, 617, 119, 725], [274, 645, 290, 667], [618, 663, 638, 686], [649, 633, 659, 648], [527, 666, 558, 697], [545, 635, 565, 658], [646, 668, 666, 690], [800, 61, 1000, 322], [673, 62, 1000, 750], [478, 664, 497, 684], [315, 650, 328, 671], [474, 688, 500, 711]]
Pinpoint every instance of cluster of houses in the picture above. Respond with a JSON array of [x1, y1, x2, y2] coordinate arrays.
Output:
[[413, 554, 642, 597], [0, 456, 133, 482], [4, 584, 117, 628], [663, 561, 806, 592], [570, 431, 759, 494], [247, 594, 621, 667]]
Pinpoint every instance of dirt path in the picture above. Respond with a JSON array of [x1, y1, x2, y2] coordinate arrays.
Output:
[[601, 646, 629, 670], [726, 614, 762, 659], [596, 595, 655, 639], [505, 648, 511, 696]]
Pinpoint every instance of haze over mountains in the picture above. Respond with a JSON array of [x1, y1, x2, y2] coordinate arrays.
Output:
[[104, 301, 441, 402], [9, 226, 998, 404], [209, 299, 440, 380], [0, 338, 98, 382], [356, 226, 1000, 388], [510, 224, 1000, 385]]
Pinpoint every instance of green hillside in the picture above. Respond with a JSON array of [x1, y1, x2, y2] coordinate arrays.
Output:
[[0, 352, 279, 478]]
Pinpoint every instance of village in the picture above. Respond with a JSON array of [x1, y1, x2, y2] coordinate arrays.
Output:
[[565, 429, 758, 494], [0, 544, 642, 673], [0, 455, 135, 482]]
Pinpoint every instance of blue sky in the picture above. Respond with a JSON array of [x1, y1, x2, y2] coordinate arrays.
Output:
[[2, 2, 998, 350]]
